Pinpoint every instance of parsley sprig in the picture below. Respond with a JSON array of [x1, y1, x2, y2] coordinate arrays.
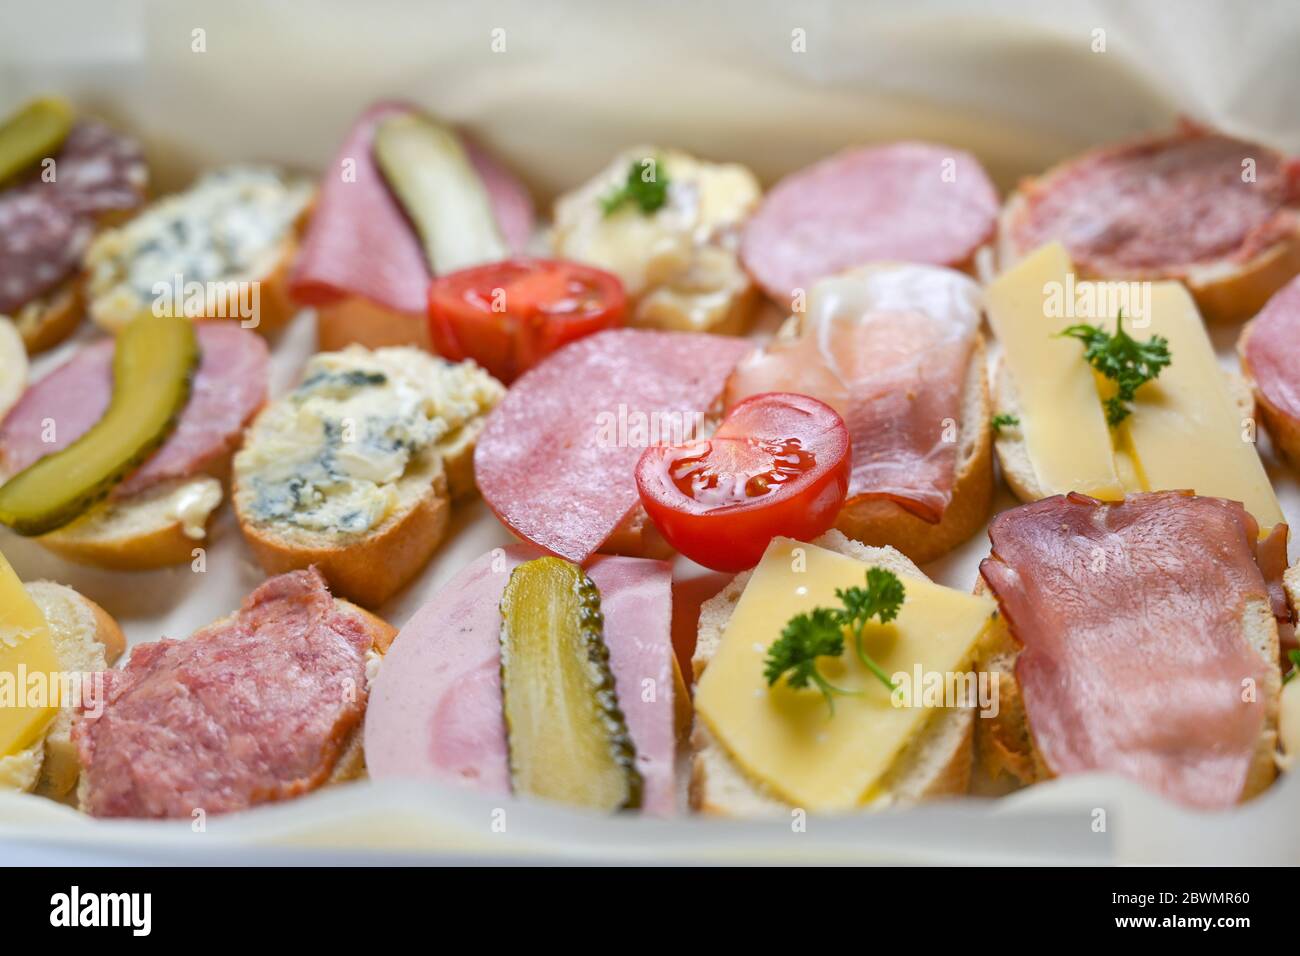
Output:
[[1284, 649, 1300, 686], [991, 413, 1020, 433], [600, 156, 669, 216], [763, 568, 905, 715], [1060, 310, 1171, 427]]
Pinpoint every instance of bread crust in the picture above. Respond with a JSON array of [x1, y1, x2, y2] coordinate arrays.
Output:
[[315, 296, 432, 352], [688, 529, 974, 816], [999, 187, 1300, 325], [14, 280, 84, 354], [1239, 319, 1300, 467], [834, 336, 993, 563]]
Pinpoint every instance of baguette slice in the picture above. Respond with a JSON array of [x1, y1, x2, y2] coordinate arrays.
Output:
[[992, 360, 1258, 503], [688, 529, 975, 816], [973, 576, 1282, 802], [316, 296, 431, 352], [834, 335, 993, 564], [11, 281, 83, 355], [0, 583, 124, 799]]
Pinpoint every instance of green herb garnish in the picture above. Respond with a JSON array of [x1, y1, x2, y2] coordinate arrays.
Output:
[[991, 413, 1020, 433], [600, 156, 669, 216], [763, 568, 905, 715], [1284, 649, 1300, 685], [1060, 310, 1171, 427]]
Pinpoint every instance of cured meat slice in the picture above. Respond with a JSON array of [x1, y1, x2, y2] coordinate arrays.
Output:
[[1006, 126, 1300, 275], [741, 142, 998, 304], [0, 323, 268, 494], [73, 569, 374, 818], [1244, 275, 1300, 429], [474, 328, 753, 562], [725, 264, 981, 522], [980, 491, 1283, 810], [364, 545, 677, 814], [289, 101, 534, 315], [0, 120, 147, 313]]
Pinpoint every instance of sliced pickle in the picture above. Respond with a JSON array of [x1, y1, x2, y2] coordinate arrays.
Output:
[[499, 557, 642, 810], [0, 313, 198, 535], [0, 97, 74, 186], [373, 112, 508, 274]]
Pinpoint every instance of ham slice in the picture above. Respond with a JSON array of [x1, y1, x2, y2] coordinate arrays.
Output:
[[74, 569, 374, 818], [725, 264, 980, 523], [475, 328, 753, 562], [364, 545, 677, 814], [0, 323, 268, 494], [1245, 274, 1300, 429], [740, 142, 998, 305], [980, 491, 1284, 810], [289, 101, 534, 315]]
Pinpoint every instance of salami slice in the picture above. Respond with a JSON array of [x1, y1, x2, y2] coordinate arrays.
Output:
[[474, 328, 753, 563], [73, 568, 373, 818], [289, 101, 534, 314], [0, 120, 146, 313], [1006, 126, 1300, 276], [741, 142, 998, 304], [0, 323, 268, 494], [365, 545, 678, 814], [1244, 275, 1300, 430]]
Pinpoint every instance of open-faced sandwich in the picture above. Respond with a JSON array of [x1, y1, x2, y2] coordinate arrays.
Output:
[[232, 345, 503, 606], [976, 491, 1293, 809], [690, 531, 997, 815], [550, 146, 761, 335], [724, 263, 993, 564], [0, 97, 148, 352], [0, 314, 268, 568], [290, 102, 535, 352], [0, 549, 124, 799], [1239, 274, 1300, 467], [365, 546, 683, 813], [69, 568, 393, 818], [998, 122, 1300, 322], [84, 165, 313, 334], [986, 241, 1283, 531]]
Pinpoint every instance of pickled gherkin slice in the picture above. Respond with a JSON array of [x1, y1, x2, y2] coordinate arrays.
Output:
[[373, 112, 508, 275], [499, 557, 642, 810], [0, 97, 73, 186], [0, 313, 198, 535]]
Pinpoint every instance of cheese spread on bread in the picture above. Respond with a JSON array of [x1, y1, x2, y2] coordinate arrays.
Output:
[[85, 165, 312, 330], [235, 347, 502, 536], [551, 147, 759, 333]]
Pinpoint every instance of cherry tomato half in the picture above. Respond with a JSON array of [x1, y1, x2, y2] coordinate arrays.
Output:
[[634, 392, 851, 572], [427, 258, 626, 383]]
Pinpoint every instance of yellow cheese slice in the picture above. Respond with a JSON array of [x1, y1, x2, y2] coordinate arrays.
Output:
[[0, 550, 61, 757], [693, 538, 994, 811], [1119, 282, 1284, 529], [985, 242, 1124, 499]]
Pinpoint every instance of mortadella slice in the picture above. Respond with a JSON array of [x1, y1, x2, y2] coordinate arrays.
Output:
[[0, 323, 268, 494], [289, 101, 534, 315], [741, 142, 997, 305], [364, 545, 678, 814], [980, 491, 1284, 810], [475, 328, 753, 563]]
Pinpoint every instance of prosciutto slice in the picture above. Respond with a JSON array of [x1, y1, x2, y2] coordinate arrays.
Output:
[[364, 545, 677, 814], [289, 101, 534, 314], [475, 328, 752, 562], [0, 323, 268, 494], [980, 491, 1285, 810], [73, 569, 374, 818], [725, 263, 980, 523]]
